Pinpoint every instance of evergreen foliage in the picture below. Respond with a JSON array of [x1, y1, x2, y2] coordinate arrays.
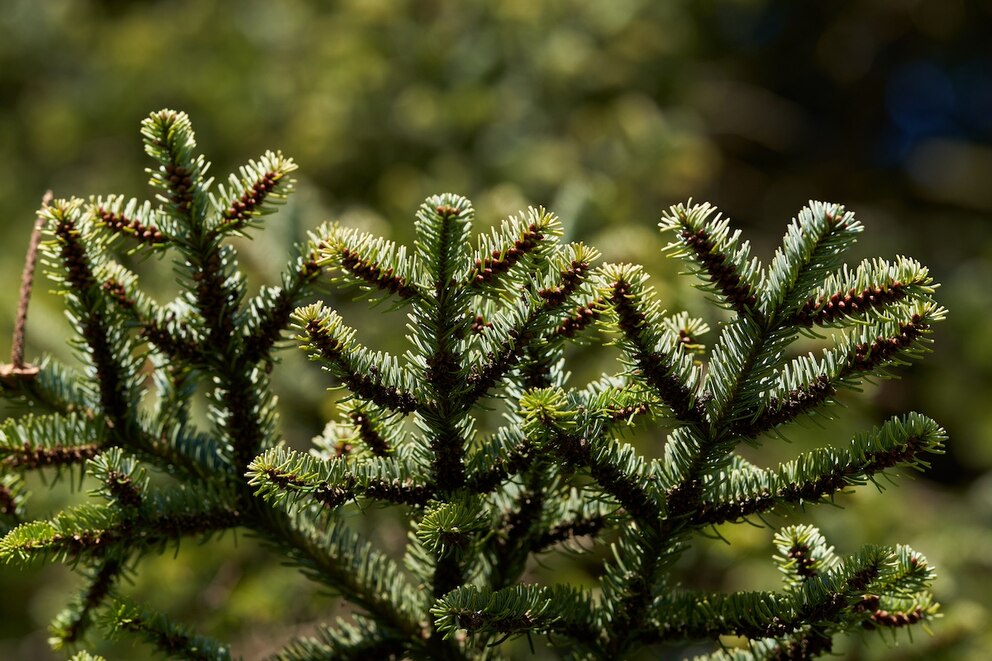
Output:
[[0, 111, 946, 659]]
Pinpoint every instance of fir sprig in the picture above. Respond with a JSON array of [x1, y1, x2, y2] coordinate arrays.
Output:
[[0, 111, 945, 660], [660, 202, 762, 317], [100, 598, 232, 661], [210, 150, 297, 235], [695, 414, 946, 526], [296, 303, 422, 414], [94, 197, 167, 247], [318, 225, 421, 301], [432, 584, 595, 644], [276, 617, 405, 661], [598, 263, 702, 422], [49, 558, 125, 649], [248, 446, 433, 509], [0, 413, 105, 473]]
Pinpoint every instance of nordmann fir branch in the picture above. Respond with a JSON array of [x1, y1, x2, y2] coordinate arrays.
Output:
[[464, 250, 597, 404], [0, 111, 946, 660], [347, 406, 393, 457], [660, 202, 762, 318], [583, 201, 942, 656], [47, 202, 134, 431], [49, 557, 126, 650], [600, 263, 702, 424], [94, 200, 167, 246], [0, 112, 435, 657]]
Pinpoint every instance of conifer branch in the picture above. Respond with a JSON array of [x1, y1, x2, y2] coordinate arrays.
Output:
[[248, 447, 433, 509], [0, 413, 106, 473], [642, 543, 932, 646], [0, 112, 946, 659], [211, 150, 296, 236], [522, 388, 660, 523], [792, 256, 932, 327], [276, 617, 408, 661], [762, 202, 863, 319], [660, 202, 762, 317], [101, 598, 232, 661], [841, 307, 938, 376], [50, 558, 124, 649], [141, 110, 208, 224], [694, 414, 945, 526], [735, 302, 944, 439], [464, 249, 595, 404], [93, 197, 167, 246], [600, 264, 701, 423], [432, 584, 597, 646], [597, 202, 939, 655], [859, 592, 937, 632], [143, 112, 286, 470], [645, 590, 799, 642], [470, 222, 544, 287], [2, 443, 102, 472], [467, 207, 562, 295], [773, 524, 839, 589], [296, 304, 421, 414], [318, 225, 421, 301], [46, 200, 136, 429], [0, 500, 240, 566], [413, 195, 475, 492]]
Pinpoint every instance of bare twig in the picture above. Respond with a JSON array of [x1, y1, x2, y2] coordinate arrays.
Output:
[[1, 190, 52, 385]]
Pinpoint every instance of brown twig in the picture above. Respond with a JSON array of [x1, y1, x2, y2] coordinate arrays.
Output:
[[1, 191, 52, 385]]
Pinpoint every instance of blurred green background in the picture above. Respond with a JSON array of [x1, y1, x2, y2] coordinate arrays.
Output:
[[1, 0, 990, 658]]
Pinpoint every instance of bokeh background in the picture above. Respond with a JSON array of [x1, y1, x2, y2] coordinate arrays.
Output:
[[1, 0, 990, 658]]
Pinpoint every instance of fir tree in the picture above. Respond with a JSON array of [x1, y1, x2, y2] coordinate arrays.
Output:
[[0, 110, 945, 660]]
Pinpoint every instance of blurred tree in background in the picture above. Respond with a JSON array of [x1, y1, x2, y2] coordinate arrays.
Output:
[[0, 0, 989, 658]]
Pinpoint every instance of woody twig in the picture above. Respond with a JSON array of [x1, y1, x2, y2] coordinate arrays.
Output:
[[0, 190, 52, 386]]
